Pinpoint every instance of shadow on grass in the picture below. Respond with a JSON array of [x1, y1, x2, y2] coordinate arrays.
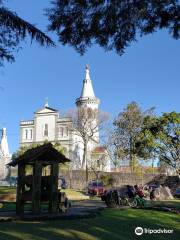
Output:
[[0, 209, 179, 240]]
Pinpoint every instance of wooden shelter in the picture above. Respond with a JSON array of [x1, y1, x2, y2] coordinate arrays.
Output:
[[8, 143, 70, 215]]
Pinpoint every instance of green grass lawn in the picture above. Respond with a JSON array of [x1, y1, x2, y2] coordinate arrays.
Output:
[[151, 199, 180, 209], [0, 186, 16, 194], [61, 189, 89, 200], [0, 186, 88, 201], [0, 188, 89, 211], [0, 208, 179, 240], [0, 202, 49, 212], [0, 186, 179, 239]]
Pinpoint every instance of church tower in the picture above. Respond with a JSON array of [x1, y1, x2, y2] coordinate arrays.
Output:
[[73, 65, 100, 169], [0, 128, 11, 180], [76, 65, 100, 144], [76, 65, 100, 109], [1, 128, 10, 157]]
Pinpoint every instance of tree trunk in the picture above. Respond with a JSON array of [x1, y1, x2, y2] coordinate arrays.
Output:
[[86, 159, 88, 186], [130, 136, 134, 173], [152, 158, 155, 176], [81, 139, 89, 186], [81, 140, 87, 170]]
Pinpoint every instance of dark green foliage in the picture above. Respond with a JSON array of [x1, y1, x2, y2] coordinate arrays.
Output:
[[136, 112, 180, 174], [0, 2, 54, 65], [12, 142, 65, 161], [113, 102, 154, 172], [47, 0, 180, 54], [152, 112, 180, 173], [12, 143, 41, 161]]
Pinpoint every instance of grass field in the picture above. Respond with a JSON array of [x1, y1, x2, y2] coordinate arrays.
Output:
[[0, 208, 179, 240], [61, 189, 89, 201], [0, 186, 88, 200], [151, 199, 180, 209], [0, 187, 89, 211], [0, 186, 180, 239], [0, 186, 16, 194]]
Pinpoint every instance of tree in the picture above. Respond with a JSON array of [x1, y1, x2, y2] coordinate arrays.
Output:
[[12, 141, 66, 175], [103, 127, 127, 171], [139, 112, 180, 175], [12, 141, 65, 160], [69, 107, 109, 183], [0, 1, 54, 65], [47, 0, 180, 55], [113, 102, 154, 172], [134, 114, 159, 173]]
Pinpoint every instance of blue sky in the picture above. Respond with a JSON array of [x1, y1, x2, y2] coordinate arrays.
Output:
[[0, 0, 180, 153]]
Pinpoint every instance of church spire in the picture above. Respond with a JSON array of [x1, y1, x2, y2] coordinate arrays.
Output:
[[80, 64, 95, 98], [76, 65, 100, 109], [85, 64, 90, 80], [0, 128, 10, 157]]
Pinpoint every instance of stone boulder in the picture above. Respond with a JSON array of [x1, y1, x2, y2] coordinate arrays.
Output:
[[154, 185, 174, 200]]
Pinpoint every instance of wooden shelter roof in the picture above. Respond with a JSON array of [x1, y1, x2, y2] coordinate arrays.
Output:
[[8, 143, 70, 167]]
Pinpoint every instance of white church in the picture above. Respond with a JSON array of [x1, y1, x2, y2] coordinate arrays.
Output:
[[19, 66, 111, 172]]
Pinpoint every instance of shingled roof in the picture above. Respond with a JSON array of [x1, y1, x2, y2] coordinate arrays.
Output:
[[92, 146, 107, 153], [8, 143, 70, 167]]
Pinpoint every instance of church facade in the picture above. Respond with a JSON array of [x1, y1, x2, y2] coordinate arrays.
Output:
[[19, 66, 111, 172], [20, 105, 73, 158]]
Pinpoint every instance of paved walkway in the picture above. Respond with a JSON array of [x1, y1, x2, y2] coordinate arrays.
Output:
[[0, 200, 106, 222]]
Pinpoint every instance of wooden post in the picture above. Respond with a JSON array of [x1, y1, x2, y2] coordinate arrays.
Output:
[[32, 161, 42, 214], [49, 163, 59, 213], [16, 164, 25, 214]]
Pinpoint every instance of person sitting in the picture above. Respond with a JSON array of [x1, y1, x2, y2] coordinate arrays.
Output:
[[134, 185, 144, 198], [58, 191, 71, 212], [126, 185, 135, 198], [150, 187, 156, 200]]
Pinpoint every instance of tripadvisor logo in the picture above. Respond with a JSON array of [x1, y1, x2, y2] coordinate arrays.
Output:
[[135, 227, 143, 235], [135, 227, 173, 235]]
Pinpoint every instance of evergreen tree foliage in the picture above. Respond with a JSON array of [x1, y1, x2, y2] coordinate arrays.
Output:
[[47, 0, 180, 54]]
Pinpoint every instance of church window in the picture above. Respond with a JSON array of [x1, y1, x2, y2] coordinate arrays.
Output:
[[97, 160, 100, 168], [65, 127, 68, 136], [44, 124, 48, 137], [30, 129, 33, 139], [59, 127, 64, 137], [25, 129, 28, 139]]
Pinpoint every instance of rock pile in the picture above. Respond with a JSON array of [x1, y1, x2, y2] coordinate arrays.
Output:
[[154, 185, 174, 200], [147, 175, 180, 195]]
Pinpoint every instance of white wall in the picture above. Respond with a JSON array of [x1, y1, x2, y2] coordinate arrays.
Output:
[[20, 127, 34, 143], [35, 114, 56, 142]]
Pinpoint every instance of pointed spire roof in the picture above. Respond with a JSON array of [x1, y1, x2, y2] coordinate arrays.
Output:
[[80, 65, 95, 98], [0, 128, 10, 157], [76, 65, 100, 107]]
